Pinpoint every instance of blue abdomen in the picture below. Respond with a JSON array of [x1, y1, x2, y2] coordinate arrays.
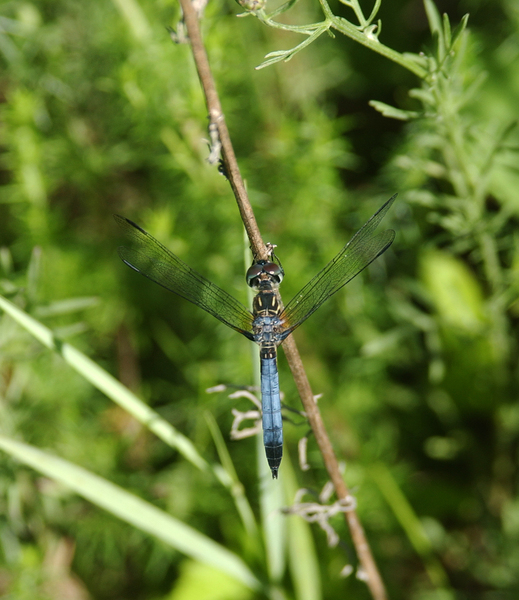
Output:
[[260, 355, 283, 478]]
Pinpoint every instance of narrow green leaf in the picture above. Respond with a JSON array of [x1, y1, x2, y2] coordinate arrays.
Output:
[[0, 294, 208, 471], [423, 0, 444, 61], [256, 27, 327, 69], [267, 0, 300, 18], [369, 100, 420, 121], [204, 411, 259, 539], [370, 463, 448, 588], [442, 13, 451, 50], [423, 0, 442, 38], [34, 296, 99, 318], [283, 455, 321, 600], [257, 402, 287, 581], [366, 0, 382, 27], [450, 13, 470, 48], [111, 0, 152, 41], [0, 436, 262, 591]]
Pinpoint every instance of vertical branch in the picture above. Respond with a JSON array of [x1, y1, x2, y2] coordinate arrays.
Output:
[[178, 0, 267, 260], [176, 2, 388, 599]]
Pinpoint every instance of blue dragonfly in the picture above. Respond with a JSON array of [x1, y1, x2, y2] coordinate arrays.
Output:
[[115, 194, 396, 478]]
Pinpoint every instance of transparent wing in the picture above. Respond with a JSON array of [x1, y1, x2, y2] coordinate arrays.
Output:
[[279, 194, 396, 338], [115, 215, 255, 340]]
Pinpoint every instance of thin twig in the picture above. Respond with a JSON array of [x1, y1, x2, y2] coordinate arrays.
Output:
[[176, 2, 388, 598], [178, 0, 267, 260]]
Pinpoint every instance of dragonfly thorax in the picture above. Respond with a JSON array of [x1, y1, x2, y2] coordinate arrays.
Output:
[[252, 313, 285, 347], [252, 288, 285, 347]]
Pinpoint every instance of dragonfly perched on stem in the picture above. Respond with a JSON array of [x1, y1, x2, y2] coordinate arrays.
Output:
[[115, 193, 396, 478]]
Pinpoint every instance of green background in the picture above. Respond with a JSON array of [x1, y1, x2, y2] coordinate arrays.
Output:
[[1, 0, 518, 598]]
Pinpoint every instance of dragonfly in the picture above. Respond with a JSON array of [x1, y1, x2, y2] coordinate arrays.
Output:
[[115, 193, 396, 478]]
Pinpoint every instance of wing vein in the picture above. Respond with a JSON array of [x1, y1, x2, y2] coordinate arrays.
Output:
[[115, 215, 254, 340], [279, 194, 396, 336]]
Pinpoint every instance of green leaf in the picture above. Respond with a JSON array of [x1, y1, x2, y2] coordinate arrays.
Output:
[[0, 436, 261, 592], [0, 294, 208, 471], [442, 13, 451, 50], [369, 100, 420, 121], [283, 456, 322, 600], [168, 560, 254, 600], [256, 27, 328, 70], [423, 0, 442, 40], [267, 0, 300, 18], [370, 463, 449, 588], [450, 13, 470, 48], [423, 0, 444, 61], [419, 251, 486, 331]]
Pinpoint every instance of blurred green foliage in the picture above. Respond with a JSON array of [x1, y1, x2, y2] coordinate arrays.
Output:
[[1, 0, 519, 599]]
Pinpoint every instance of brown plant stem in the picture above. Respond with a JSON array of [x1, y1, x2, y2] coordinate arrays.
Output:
[[178, 0, 267, 260], [176, 1, 388, 598]]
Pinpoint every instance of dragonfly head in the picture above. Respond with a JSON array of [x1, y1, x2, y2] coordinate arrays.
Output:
[[246, 260, 284, 291]]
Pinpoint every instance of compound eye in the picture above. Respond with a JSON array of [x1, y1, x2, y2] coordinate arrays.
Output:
[[246, 263, 264, 287], [262, 261, 284, 283]]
